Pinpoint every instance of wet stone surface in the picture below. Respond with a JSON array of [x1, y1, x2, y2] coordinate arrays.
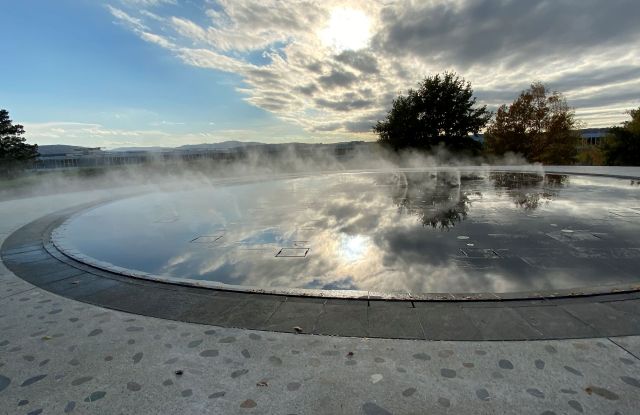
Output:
[[52, 171, 640, 294]]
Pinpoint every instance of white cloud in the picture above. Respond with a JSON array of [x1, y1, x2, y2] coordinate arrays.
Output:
[[104, 0, 640, 138], [118, 0, 176, 7], [107, 5, 149, 31]]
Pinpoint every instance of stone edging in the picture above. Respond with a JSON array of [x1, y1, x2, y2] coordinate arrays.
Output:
[[2, 185, 640, 340]]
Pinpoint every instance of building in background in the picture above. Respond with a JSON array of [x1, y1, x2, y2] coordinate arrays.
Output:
[[579, 128, 610, 147], [32, 142, 374, 170]]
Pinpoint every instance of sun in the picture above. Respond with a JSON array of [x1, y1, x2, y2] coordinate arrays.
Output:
[[319, 8, 371, 52]]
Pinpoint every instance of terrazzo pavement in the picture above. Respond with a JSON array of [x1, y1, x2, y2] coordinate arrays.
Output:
[[1, 182, 640, 415]]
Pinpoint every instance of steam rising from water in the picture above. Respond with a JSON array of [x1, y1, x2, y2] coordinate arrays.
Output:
[[52, 169, 640, 294], [0, 144, 533, 201]]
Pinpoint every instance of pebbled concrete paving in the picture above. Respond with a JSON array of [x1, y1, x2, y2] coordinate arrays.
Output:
[[1, 279, 639, 415], [1, 182, 640, 415]]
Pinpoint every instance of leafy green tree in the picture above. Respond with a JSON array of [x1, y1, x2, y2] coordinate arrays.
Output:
[[1, 109, 38, 175], [484, 82, 581, 164], [374, 72, 491, 154], [602, 108, 640, 166]]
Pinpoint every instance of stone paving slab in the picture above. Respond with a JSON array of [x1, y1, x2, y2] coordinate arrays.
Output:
[[463, 307, 545, 341], [606, 299, 640, 316], [414, 305, 483, 341], [514, 306, 599, 339], [177, 295, 245, 326], [367, 302, 424, 340], [262, 299, 324, 334], [213, 297, 285, 330], [561, 303, 640, 337], [315, 303, 369, 337], [42, 272, 120, 298]]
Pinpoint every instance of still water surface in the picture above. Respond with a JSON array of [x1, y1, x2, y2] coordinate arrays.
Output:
[[54, 170, 640, 293]]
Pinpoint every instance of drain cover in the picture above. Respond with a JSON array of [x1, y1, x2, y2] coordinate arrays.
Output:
[[275, 248, 309, 257], [609, 209, 640, 217], [190, 235, 224, 243], [154, 216, 178, 223], [459, 248, 501, 258]]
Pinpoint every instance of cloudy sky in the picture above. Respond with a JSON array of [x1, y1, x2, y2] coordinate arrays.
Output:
[[2, 0, 639, 148]]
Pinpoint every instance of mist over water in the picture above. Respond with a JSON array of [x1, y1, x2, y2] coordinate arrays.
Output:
[[0, 143, 532, 202], [3, 141, 640, 294], [53, 168, 640, 294]]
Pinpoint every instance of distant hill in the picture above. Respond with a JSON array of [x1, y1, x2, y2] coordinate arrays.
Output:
[[177, 141, 265, 150], [40, 140, 369, 155], [108, 146, 171, 152], [110, 141, 266, 152], [37, 145, 98, 155]]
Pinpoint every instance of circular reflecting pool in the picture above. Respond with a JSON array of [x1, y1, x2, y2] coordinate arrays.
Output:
[[53, 169, 640, 294]]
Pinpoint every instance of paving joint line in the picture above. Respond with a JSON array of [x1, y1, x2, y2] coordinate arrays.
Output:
[[312, 304, 326, 334], [415, 309, 428, 340], [262, 299, 285, 326], [607, 337, 640, 361], [0, 285, 38, 301], [557, 304, 602, 335]]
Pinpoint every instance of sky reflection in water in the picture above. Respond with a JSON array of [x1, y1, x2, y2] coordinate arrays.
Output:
[[56, 171, 640, 293]]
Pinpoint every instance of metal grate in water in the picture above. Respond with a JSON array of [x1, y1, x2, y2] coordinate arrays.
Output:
[[154, 216, 179, 223], [609, 209, 640, 217], [458, 248, 501, 258], [275, 248, 309, 257], [190, 234, 225, 243]]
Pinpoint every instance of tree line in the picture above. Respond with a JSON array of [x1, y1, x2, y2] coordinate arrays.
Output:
[[374, 72, 639, 166]]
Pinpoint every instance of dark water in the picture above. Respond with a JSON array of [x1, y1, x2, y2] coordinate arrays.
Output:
[[54, 170, 640, 293]]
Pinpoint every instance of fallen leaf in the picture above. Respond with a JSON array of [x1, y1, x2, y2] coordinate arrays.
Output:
[[585, 387, 593, 395], [41, 336, 52, 341]]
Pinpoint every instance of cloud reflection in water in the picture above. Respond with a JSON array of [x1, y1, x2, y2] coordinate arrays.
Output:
[[58, 170, 640, 293]]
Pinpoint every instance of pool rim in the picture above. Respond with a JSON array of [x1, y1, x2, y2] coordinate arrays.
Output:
[[3, 167, 640, 340]]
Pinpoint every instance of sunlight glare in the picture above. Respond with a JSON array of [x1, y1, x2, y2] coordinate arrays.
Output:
[[340, 234, 370, 262], [319, 8, 371, 52]]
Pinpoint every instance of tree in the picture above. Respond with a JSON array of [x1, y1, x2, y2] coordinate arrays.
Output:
[[484, 82, 581, 164], [390, 171, 473, 229], [490, 172, 566, 211], [0, 109, 38, 176], [602, 108, 640, 166], [374, 72, 491, 153]]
